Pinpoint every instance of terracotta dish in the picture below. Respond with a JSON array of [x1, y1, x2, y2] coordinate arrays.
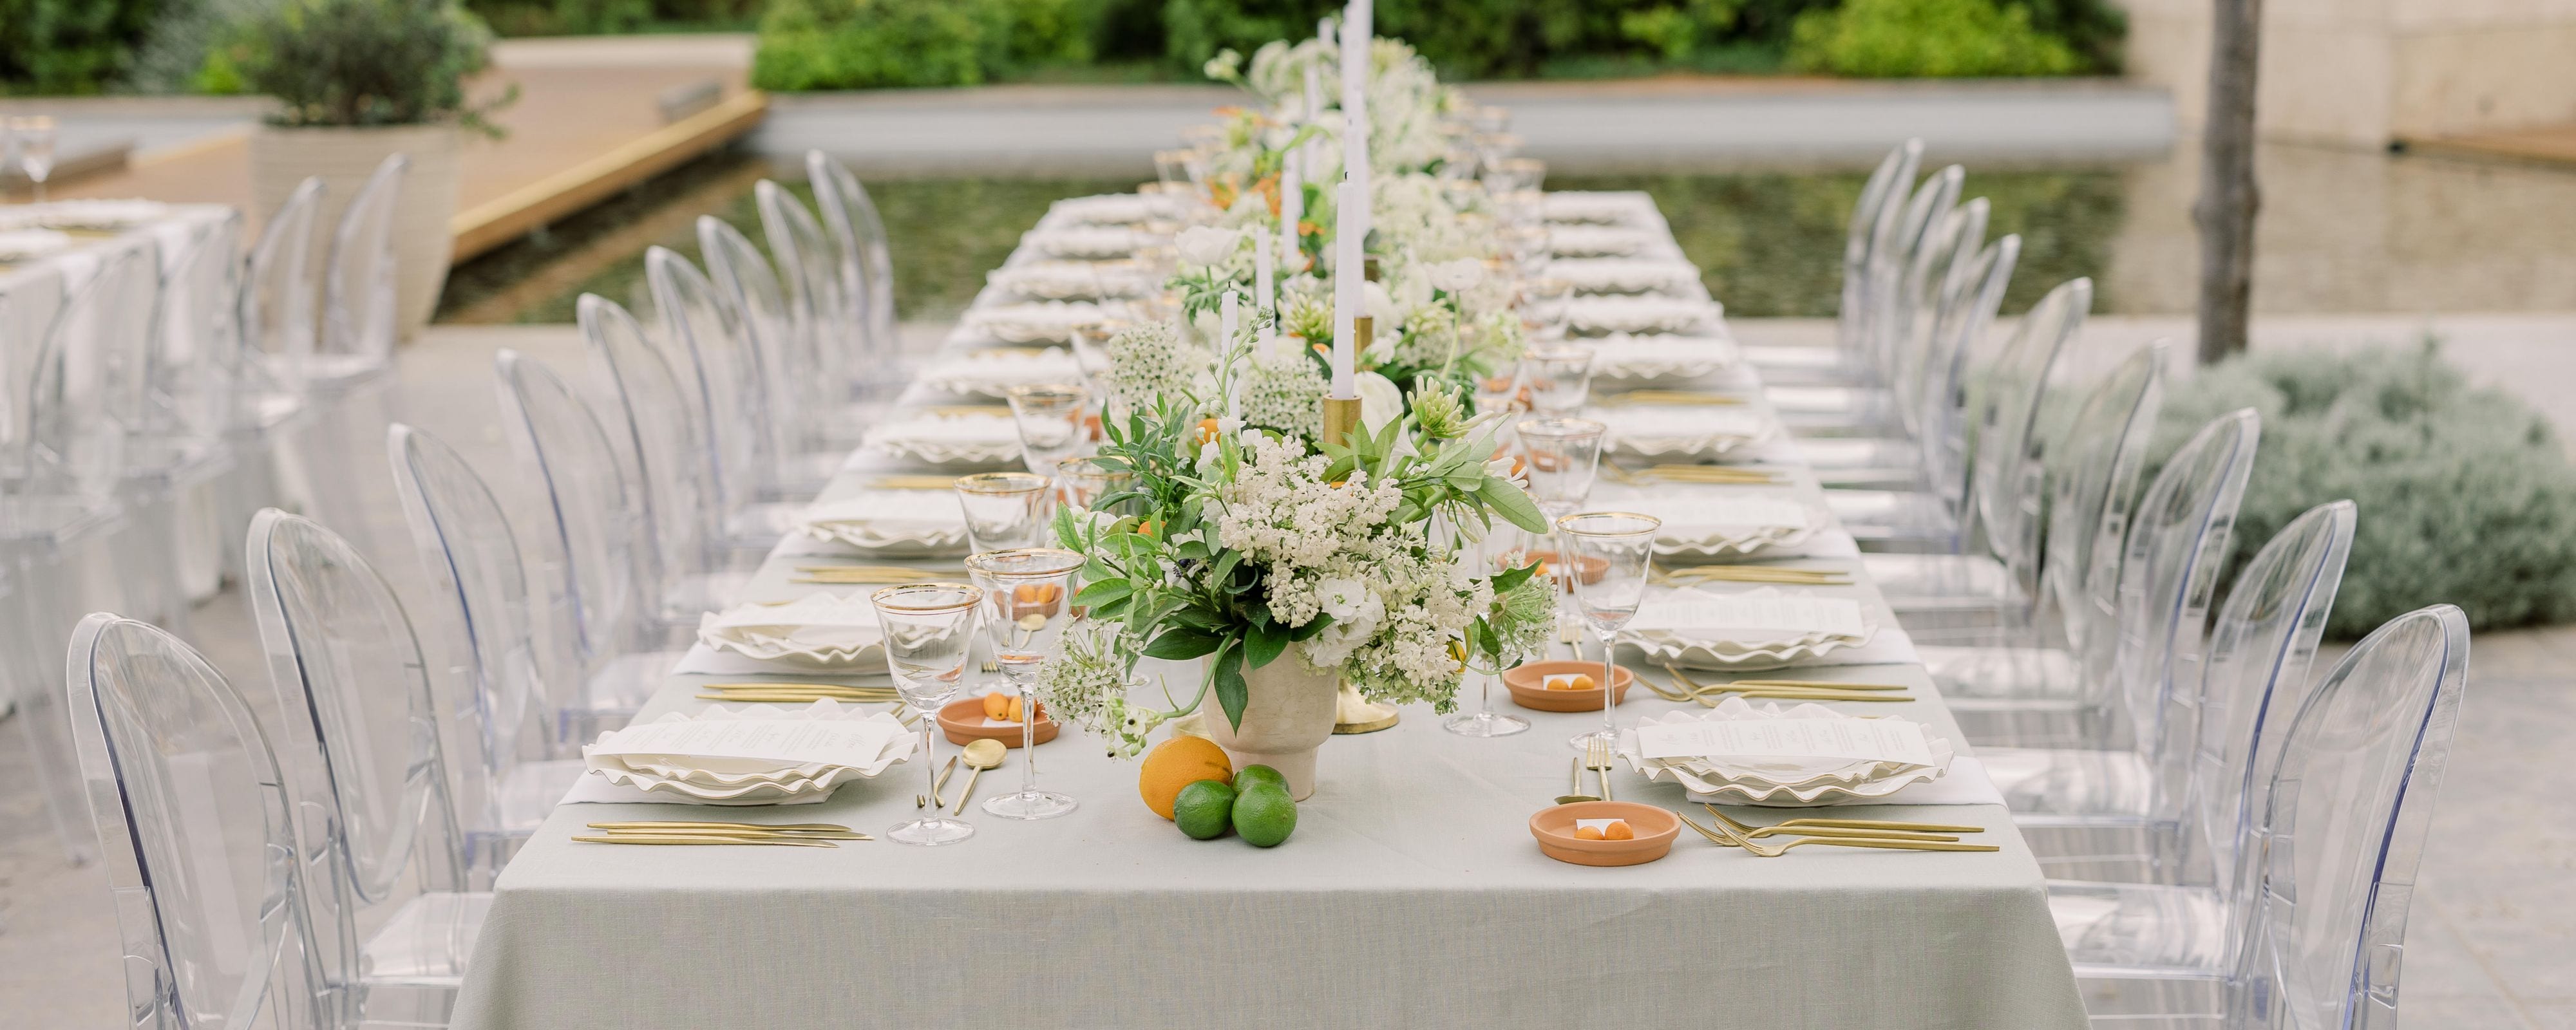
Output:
[[1530, 801, 1680, 866], [1502, 660, 1636, 713], [937, 697, 1060, 747]]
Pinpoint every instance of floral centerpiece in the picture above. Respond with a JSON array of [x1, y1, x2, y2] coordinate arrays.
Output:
[[1037, 359, 1555, 797]]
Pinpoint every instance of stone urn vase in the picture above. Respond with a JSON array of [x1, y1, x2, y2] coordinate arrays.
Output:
[[249, 122, 460, 343], [1202, 656, 1340, 800]]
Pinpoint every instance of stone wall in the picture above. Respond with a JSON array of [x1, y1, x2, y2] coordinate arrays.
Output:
[[2116, 0, 2576, 145]]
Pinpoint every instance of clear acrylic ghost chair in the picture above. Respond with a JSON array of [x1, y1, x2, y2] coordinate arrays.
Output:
[[755, 179, 873, 404], [645, 245, 833, 519], [495, 348, 695, 673], [387, 424, 587, 863], [1767, 165, 1964, 434], [316, 154, 403, 389], [2051, 604, 2468, 1029], [1794, 194, 1990, 482], [390, 422, 639, 751], [1993, 501, 2352, 881], [145, 215, 248, 604], [247, 509, 484, 1026], [700, 214, 875, 454], [1817, 234, 2022, 551], [283, 158, 411, 586], [576, 294, 754, 619], [1943, 409, 2262, 751], [1741, 138, 1922, 382], [64, 612, 319, 1030], [246, 176, 325, 402], [806, 151, 900, 377], [1857, 276, 2090, 612]]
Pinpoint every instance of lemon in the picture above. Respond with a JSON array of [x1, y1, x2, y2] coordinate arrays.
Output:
[[1231, 783, 1297, 847], [1232, 764, 1289, 794], [1173, 780, 1236, 839]]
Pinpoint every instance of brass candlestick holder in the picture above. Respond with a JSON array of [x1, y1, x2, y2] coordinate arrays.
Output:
[[1320, 315, 1373, 446]]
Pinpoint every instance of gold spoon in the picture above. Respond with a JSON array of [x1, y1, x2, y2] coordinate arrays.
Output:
[[952, 738, 1007, 814]]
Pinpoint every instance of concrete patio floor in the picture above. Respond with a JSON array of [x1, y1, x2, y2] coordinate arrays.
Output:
[[1, 320, 2570, 1027]]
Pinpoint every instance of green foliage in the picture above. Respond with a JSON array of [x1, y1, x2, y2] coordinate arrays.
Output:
[[0, 0, 165, 95], [463, 0, 762, 36], [2145, 343, 2576, 638], [1161, 0, 1323, 74], [1788, 0, 2081, 77], [227, 0, 511, 131], [751, 0, 1107, 89]]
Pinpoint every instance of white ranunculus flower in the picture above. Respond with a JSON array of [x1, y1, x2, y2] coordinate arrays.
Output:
[[1316, 577, 1370, 621], [1354, 371, 1403, 433], [1175, 225, 1244, 267], [1428, 258, 1484, 292]]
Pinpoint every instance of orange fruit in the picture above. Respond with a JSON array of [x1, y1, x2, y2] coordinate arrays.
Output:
[[1568, 673, 1596, 691], [1573, 825, 1605, 841], [981, 693, 1010, 720], [1196, 418, 1222, 445], [1007, 696, 1025, 722], [1603, 821, 1634, 841], [1138, 735, 1234, 820]]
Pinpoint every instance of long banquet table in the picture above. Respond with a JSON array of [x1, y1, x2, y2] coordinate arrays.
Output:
[[448, 191, 2090, 1030]]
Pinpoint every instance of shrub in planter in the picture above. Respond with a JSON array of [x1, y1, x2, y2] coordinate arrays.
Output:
[[2145, 344, 2576, 638], [1788, 0, 2082, 78]]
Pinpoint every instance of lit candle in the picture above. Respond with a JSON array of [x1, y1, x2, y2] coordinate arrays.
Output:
[[1340, 15, 1368, 185], [1279, 149, 1303, 273], [1331, 178, 1362, 397]]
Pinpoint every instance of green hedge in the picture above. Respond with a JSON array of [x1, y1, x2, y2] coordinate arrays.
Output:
[[464, 1, 765, 36], [0, 0, 165, 95], [2146, 344, 2576, 638], [753, 0, 2123, 89], [751, 0, 1103, 90]]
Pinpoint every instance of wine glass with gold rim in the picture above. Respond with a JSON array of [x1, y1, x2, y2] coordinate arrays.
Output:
[[1557, 511, 1660, 752], [965, 548, 1086, 819], [871, 583, 984, 846]]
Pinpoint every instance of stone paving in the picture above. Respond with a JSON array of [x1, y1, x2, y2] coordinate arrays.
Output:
[[1, 323, 2570, 1027]]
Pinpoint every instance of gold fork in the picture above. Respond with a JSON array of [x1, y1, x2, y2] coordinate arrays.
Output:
[[1678, 814, 1996, 856], [1602, 389, 1748, 407], [1584, 737, 1616, 801], [1654, 567, 1853, 586], [1654, 664, 1911, 704], [586, 821, 871, 841], [1700, 804, 1982, 837], [869, 476, 965, 491]]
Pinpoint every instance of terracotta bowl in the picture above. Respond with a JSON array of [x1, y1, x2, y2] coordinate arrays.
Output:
[[1530, 801, 1680, 866], [1502, 660, 1634, 713], [936, 696, 1060, 747], [1520, 550, 1607, 588]]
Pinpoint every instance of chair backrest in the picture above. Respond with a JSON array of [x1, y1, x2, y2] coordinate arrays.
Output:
[[699, 215, 811, 464], [2044, 341, 2165, 660], [1913, 232, 2022, 532], [495, 348, 647, 673], [320, 155, 404, 384], [25, 245, 160, 498], [806, 152, 897, 357], [1838, 139, 1923, 362], [245, 508, 468, 1013], [753, 180, 854, 393], [2175, 500, 2354, 893], [645, 245, 768, 512], [1887, 196, 1987, 438], [2228, 604, 2469, 1030], [243, 176, 324, 398], [388, 423, 575, 805], [0, 263, 66, 485], [578, 293, 721, 594], [2102, 408, 2261, 742], [1866, 165, 1962, 382], [1967, 276, 2090, 588], [155, 212, 246, 438], [65, 612, 316, 1030]]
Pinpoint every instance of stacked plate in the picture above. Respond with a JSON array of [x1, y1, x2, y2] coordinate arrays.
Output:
[[698, 594, 884, 670], [1618, 700, 1955, 805], [1567, 295, 1723, 335], [1540, 191, 1662, 227], [987, 260, 1153, 301], [1593, 405, 1779, 460], [1546, 225, 1678, 259], [862, 412, 1025, 467], [795, 492, 971, 555], [918, 348, 1084, 397], [1586, 333, 1739, 383], [1618, 494, 1824, 559], [583, 702, 916, 803], [1622, 586, 1878, 669], [1549, 258, 1703, 295], [1024, 225, 1149, 260], [1043, 193, 1156, 227], [960, 301, 1128, 344]]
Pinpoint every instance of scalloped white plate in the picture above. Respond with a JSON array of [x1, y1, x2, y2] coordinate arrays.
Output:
[[1617, 700, 1953, 804], [1567, 295, 1723, 335], [584, 702, 916, 802], [1621, 586, 1879, 670]]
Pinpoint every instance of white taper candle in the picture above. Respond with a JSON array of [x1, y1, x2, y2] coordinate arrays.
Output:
[[1278, 150, 1303, 272], [1331, 178, 1362, 397]]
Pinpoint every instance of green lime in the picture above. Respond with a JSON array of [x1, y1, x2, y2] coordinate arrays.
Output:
[[1231, 783, 1297, 847], [1173, 780, 1236, 839], [1233, 765, 1289, 793]]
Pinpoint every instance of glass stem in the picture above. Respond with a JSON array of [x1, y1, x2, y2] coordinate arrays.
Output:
[[922, 722, 938, 812], [1018, 679, 1037, 796], [1598, 628, 1618, 739], [1479, 670, 1494, 716]]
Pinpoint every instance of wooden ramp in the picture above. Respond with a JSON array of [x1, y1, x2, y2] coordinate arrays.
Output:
[[2401, 124, 2576, 169], [59, 58, 765, 262]]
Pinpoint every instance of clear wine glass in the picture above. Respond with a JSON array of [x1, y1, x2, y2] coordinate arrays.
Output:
[[965, 548, 1086, 819], [1523, 345, 1593, 415], [12, 116, 55, 203], [1514, 417, 1605, 665], [954, 472, 1056, 552], [1521, 277, 1573, 343], [1057, 456, 1135, 515], [1005, 382, 1089, 483], [1444, 525, 1532, 738], [871, 583, 984, 846], [1557, 512, 1660, 752]]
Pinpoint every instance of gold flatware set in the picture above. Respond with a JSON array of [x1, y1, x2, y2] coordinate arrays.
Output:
[[576, 820, 871, 847], [791, 565, 968, 585], [1601, 389, 1748, 407], [1678, 806, 1996, 856], [1654, 565, 1853, 587], [867, 476, 967, 491], [1640, 664, 1914, 704], [1600, 463, 1786, 486]]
